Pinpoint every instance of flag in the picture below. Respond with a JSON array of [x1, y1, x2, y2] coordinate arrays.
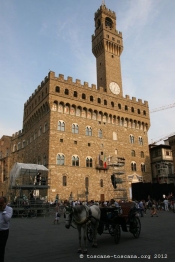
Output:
[[104, 154, 107, 168]]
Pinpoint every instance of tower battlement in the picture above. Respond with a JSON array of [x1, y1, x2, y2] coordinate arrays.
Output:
[[95, 4, 116, 20]]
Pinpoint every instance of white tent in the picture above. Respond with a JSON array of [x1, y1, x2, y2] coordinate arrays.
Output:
[[9, 162, 49, 188]]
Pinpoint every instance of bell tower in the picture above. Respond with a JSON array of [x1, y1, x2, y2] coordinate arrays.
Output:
[[92, 4, 123, 96]]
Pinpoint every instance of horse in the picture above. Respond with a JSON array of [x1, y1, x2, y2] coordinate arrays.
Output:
[[65, 204, 101, 253]]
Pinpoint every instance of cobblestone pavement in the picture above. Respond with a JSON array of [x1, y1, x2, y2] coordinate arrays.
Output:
[[5, 209, 175, 262]]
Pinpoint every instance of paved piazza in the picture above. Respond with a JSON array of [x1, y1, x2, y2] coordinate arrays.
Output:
[[5, 209, 175, 262]]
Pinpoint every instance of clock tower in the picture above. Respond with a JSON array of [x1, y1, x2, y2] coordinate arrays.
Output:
[[92, 4, 123, 96]]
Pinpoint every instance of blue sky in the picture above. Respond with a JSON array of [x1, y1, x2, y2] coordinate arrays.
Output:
[[0, 0, 175, 144]]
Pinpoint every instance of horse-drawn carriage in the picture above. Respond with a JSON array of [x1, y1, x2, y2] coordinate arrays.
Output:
[[65, 201, 141, 253], [87, 202, 141, 244]]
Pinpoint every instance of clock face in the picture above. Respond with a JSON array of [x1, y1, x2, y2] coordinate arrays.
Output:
[[109, 82, 120, 95]]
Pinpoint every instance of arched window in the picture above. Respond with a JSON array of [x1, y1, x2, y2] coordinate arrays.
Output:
[[138, 136, 143, 145], [105, 17, 113, 27], [113, 132, 117, 140], [44, 122, 48, 133], [141, 151, 144, 158], [130, 135, 134, 144], [111, 101, 114, 107], [131, 107, 134, 113], [104, 99, 107, 105], [38, 126, 42, 137], [72, 124, 79, 134], [55, 86, 60, 92], [72, 155, 79, 166], [141, 163, 146, 172], [100, 179, 103, 187], [52, 102, 57, 111], [65, 89, 69, 95], [143, 110, 146, 116], [86, 126, 92, 136], [82, 93, 86, 99], [85, 177, 89, 188], [18, 142, 21, 150], [138, 109, 141, 114], [131, 162, 137, 171], [74, 91, 77, 97], [63, 176, 67, 186], [86, 157, 93, 167], [56, 154, 65, 165], [118, 104, 121, 109], [90, 96, 93, 102], [98, 98, 101, 104], [131, 150, 136, 157], [98, 129, 103, 138], [125, 105, 128, 111], [58, 121, 65, 131]]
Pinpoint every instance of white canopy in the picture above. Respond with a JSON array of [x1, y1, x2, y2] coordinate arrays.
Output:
[[9, 162, 49, 187]]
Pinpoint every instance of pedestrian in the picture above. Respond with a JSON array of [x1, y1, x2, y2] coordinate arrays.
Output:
[[163, 198, 169, 211], [0, 196, 13, 262], [54, 204, 60, 224], [151, 201, 158, 217]]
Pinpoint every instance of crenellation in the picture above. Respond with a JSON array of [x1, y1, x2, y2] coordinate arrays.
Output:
[[59, 74, 64, 80], [48, 71, 55, 78], [138, 99, 142, 104], [67, 76, 72, 82], [76, 79, 81, 85], [132, 97, 136, 102], [84, 81, 89, 87], [91, 84, 96, 90], [125, 95, 130, 100]]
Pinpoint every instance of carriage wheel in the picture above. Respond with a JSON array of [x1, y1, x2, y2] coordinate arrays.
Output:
[[114, 224, 121, 244], [87, 224, 93, 242], [131, 217, 141, 238]]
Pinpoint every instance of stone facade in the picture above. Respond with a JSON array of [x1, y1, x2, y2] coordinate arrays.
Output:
[[0, 4, 152, 201]]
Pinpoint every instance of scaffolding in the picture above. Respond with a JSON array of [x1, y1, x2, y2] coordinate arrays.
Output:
[[8, 163, 50, 217], [108, 156, 127, 200]]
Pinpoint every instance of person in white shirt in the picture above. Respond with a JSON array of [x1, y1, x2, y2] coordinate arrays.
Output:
[[0, 196, 13, 262], [163, 199, 169, 211]]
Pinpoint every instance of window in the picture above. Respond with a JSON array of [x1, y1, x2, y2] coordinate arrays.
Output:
[[131, 150, 136, 157], [130, 135, 134, 144], [143, 110, 146, 116], [86, 126, 92, 136], [72, 155, 79, 166], [82, 93, 86, 99], [104, 100, 107, 105], [125, 105, 128, 111], [38, 126, 42, 136], [100, 179, 103, 187], [118, 104, 121, 109], [18, 142, 21, 150], [90, 96, 93, 102], [74, 91, 77, 97], [141, 151, 144, 158], [63, 176, 67, 186], [86, 157, 93, 167], [131, 162, 137, 171], [44, 122, 48, 133], [85, 177, 89, 188], [74, 141, 77, 144], [111, 102, 114, 107], [113, 132, 117, 140], [55, 86, 60, 92], [141, 163, 146, 173], [88, 143, 91, 147], [98, 98, 101, 104], [138, 136, 143, 145], [98, 129, 102, 138], [65, 89, 69, 95], [56, 154, 65, 165], [105, 17, 113, 27], [58, 121, 65, 131], [72, 124, 79, 134], [138, 109, 141, 114], [60, 139, 63, 142], [131, 107, 134, 113]]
